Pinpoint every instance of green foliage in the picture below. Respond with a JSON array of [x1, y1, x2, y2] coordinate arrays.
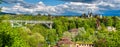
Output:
[[115, 20, 120, 31], [94, 31, 120, 47], [106, 17, 113, 26], [0, 14, 120, 47], [60, 44, 71, 47], [28, 33, 45, 47], [63, 32, 72, 38], [0, 8, 1, 12], [0, 32, 13, 47], [0, 22, 30, 47], [46, 29, 58, 45]]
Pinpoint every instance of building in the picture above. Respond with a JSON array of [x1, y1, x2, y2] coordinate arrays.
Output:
[[107, 26, 116, 32], [53, 37, 94, 47], [69, 28, 79, 38], [53, 37, 74, 47], [76, 44, 93, 47], [76, 42, 94, 47], [96, 18, 101, 30]]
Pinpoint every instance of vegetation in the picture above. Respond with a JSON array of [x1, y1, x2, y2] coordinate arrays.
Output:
[[0, 14, 120, 47]]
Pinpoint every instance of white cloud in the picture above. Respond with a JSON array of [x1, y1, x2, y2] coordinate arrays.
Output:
[[65, 2, 98, 13], [2, 1, 98, 15], [2, 2, 64, 15], [1, 0, 120, 15], [2, 0, 24, 3]]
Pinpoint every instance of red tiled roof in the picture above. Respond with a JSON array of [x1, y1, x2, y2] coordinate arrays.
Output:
[[57, 37, 73, 45]]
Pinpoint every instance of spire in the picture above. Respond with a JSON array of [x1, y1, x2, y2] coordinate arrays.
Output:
[[88, 9, 92, 18]]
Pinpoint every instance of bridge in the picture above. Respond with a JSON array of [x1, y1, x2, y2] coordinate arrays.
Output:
[[3, 20, 53, 29]]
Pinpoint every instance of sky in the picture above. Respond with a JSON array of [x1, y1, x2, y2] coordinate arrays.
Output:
[[0, 0, 120, 16]]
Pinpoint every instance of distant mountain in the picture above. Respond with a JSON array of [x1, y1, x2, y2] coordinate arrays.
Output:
[[0, 12, 16, 15]]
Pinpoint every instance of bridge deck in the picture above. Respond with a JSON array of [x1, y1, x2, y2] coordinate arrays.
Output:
[[3, 20, 53, 29], [4, 20, 53, 24]]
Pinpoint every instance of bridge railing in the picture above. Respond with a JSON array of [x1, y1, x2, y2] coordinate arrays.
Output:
[[3, 20, 53, 29], [3, 20, 53, 24]]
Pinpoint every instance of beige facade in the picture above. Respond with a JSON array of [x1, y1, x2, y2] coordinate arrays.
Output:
[[76, 44, 93, 47]]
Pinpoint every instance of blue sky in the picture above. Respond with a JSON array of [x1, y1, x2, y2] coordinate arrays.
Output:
[[0, 0, 120, 16]]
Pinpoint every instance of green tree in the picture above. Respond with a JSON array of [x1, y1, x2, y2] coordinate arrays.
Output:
[[46, 29, 58, 45], [106, 17, 113, 26], [0, 32, 13, 47], [115, 20, 120, 31], [53, 20, 64, 37], [28, 33, 45, 47], [0, 8, 1, 12], [63, 31, 72, 38], [68, 20, 76, 30], [94, 31, 120, 47], [0, 22, 30, 47]]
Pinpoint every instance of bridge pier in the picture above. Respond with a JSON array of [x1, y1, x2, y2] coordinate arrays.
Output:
[[25, 22, 28, 25], [11, 22, 14, 27], [44, 23, 53, 29], [50, 23, 52, 29]]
